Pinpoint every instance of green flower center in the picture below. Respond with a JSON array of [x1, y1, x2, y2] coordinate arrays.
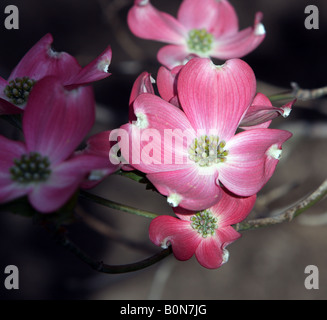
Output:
[[10, 152, 51, 183], [190, 210, 218, 238], [187, 29, 214, 54], [4, 77, 36, 106], [188, 135, 229, 167]]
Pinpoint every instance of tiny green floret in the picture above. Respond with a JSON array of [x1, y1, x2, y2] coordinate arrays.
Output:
[[191, 210, 218, 238], [189, 135, 229, 167], [10, 152, 51, 183], [187, 29, 214, 54], [4, 77, 36, 106]]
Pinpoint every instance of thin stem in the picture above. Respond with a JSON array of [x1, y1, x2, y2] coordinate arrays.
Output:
[[116, 169, 148, 183], [268, 92, 294, 102], [79, 190, 159, 219], [269, 83, 327, 102], [235, 179, 327, 232], [56, 231, 172, 274]]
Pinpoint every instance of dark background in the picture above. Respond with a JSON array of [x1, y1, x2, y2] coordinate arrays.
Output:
[[0, 0, 327, 299]]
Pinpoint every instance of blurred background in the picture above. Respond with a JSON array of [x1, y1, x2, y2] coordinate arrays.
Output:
[[0, 0, 327, 299]]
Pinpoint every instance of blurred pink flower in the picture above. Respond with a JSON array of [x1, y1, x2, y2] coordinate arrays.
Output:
[[128, 0, 265, 69], [0, 33, 112, 115], [119, 58, 292, 211], [0, 77, 108, 213], [79, 130, 124, 189], [149, 189, 256, 269]]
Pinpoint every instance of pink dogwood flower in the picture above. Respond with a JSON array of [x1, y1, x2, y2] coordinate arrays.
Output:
[[119, 58, 292, 211], [128, 0, 265, 69], [0, 33, 112, 115], [149, 189, 256, 269], [0, 77, 109, 213]]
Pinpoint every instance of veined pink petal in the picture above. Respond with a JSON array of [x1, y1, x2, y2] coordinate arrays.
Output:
[[211, 0, 239, 37], [28, 154, 106, 213], [173, 189, 256, 226], [240, 93, 294, 129], [211, 190, 256, 227], [194, 235, 225, 269], [9, 33, 81, 82], [65, 46, 112, 87], [23, 77, 95, 165], [85, 130, 113, 158], [157, 44, 191, 69], [121, 93, 196, 172], [127, 0, 186, 44], [219, 128, 293, 196], [177, 58, 256, 140], [240, 92, 272, 129], [0, 135, 28, 203], [129, 72, 155, 122], [157, 65, 182, 103], [149, 215, 201, 261], [212, 12, 265, 60], [177, 0, 221, 31], [217, 226, 241, 245], [147, 166, 222, 211]]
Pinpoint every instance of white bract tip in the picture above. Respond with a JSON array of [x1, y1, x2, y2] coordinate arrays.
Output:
[[255, 23, 266, 36], [167, 193, 182, 207], [222, 249, 229, 264], [135, 112, 149, 129], [88, 170, 107, 181], [138, 0, 148, 6], [98, 58, 110, 73], [161, 238, 170, 249], [267, 144, 282, 160], [48, 47, 61, 59], [281, 106, 292, 118]]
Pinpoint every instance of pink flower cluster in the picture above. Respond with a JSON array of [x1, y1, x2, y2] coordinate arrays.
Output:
[[121, 0, 293, 269], [0, 34, 117, 212], [0, 0, 295, 269], [114, 57, 293, 269]]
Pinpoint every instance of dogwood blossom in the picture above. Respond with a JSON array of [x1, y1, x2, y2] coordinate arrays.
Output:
[[128, 0, 265, 68], [0, 33, 112, 115], [0, 77, 108, 213], [118, 58, 292, 211], [149, 189, 256, 269]]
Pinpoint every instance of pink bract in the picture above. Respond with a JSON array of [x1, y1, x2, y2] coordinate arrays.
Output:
[[149, 189, 256, 269], [0, 33, 112, 115], [119, 58, 292, 211], [128, 0, 265, 69], [79, 130, 124, 189], [0, 77, 109, 213]]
